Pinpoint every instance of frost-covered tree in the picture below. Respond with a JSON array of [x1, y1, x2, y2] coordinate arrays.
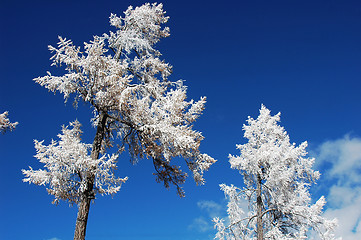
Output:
[[29, 3, 215, 240], [0, 111, 18, 134], [213, 105, 338, 240]]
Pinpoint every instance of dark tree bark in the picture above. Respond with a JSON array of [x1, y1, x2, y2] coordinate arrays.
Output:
[[74, 196, 92, 240], [256, 173, 263, 240], [73, 112, 107, 240]]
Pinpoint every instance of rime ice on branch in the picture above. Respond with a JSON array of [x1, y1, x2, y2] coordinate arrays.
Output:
[[23, 121, 127, 205], [0, 111, 18, 134], [214, 105, 338, 240]]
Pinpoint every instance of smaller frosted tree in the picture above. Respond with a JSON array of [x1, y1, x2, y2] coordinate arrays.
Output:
[[22, 120, 127, 205], [0, 111, 18, 134], [213, 105, 338, 240]]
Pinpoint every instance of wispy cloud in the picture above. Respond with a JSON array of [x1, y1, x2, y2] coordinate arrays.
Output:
[[189, 216, 213, 232], [47, 238, 61, 240], [189, 200, 224, 233], [197, 200, 223, 218], [315, 135, 361, 239], [316, 135, 361, 183]]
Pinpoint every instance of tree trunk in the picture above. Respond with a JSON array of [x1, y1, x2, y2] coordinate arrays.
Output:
[[74, 196, 91, 240], [73, 112, 108, 240], [256, 173, 263, 240]]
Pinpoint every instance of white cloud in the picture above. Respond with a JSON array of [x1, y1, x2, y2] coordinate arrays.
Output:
[[315, 135, 361, 240], [189, 216, 213, 232], [324, 189, 361, 240], [316, 135, 361, 184], [189, 200, 224, 233], [47, 238, 61, 240], [197, 200, 222, 218]]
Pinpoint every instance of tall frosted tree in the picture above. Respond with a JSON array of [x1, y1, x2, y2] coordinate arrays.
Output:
[[213, 105, 338, 240], [0, 111, 18, 133], [24, 3, 215, 240]]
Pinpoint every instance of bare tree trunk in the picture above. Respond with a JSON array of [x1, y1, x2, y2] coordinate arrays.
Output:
[[73, 112, 108, 240], [74, 196, 91, 240], [256, 173, 263, 240]]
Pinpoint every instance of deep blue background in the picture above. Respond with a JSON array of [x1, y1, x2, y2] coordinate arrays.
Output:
[[1, 0, 361, 239]]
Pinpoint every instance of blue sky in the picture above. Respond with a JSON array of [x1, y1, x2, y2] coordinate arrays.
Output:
[[1, 0, 361, 239]]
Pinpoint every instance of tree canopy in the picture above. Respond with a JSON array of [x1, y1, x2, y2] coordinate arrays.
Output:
[[33, 3, 215, 197], [214, 105, 338, 240]]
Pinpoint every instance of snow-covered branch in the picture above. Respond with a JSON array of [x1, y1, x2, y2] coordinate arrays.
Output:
[[0, 111, 18, 134], [22, 120, 127, 205]]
